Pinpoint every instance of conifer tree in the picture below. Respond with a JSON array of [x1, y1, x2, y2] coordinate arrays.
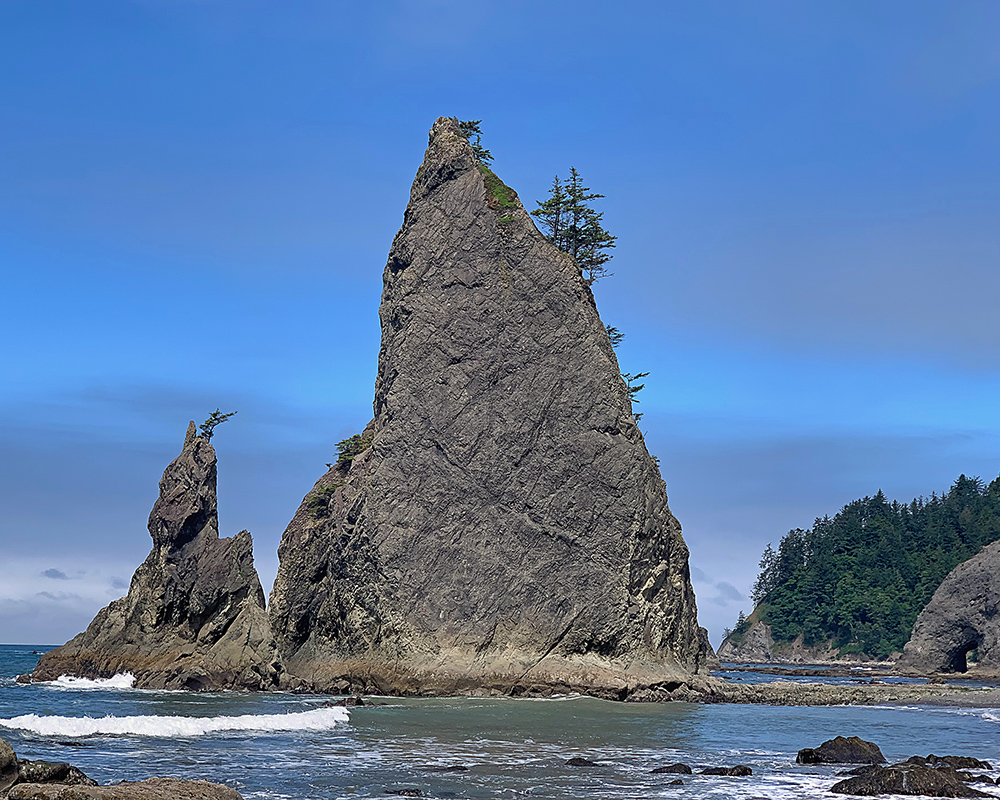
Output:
[[199, 409, 237, 441], [533, 167, 617, 285], [454, 119, 493, 165]]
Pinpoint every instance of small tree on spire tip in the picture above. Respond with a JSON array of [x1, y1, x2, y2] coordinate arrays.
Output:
[[199, 409, 237, 441]]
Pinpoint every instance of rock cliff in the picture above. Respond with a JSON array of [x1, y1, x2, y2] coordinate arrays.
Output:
[[32, 423, 280, 690], [717, 620, 775, 662], [899, 540, 1000, 674], [268, 116, 710, 696]]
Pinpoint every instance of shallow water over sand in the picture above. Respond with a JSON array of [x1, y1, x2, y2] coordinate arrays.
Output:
[[2, 646, 999, 799]]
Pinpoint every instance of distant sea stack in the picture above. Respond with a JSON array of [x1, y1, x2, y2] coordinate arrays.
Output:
[[268, 117, 711, 697], [32, 422, 280, 690], [899, 539, 1000, 675]]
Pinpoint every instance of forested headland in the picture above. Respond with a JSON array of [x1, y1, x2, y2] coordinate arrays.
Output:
[[730, 474, 1000, 659]]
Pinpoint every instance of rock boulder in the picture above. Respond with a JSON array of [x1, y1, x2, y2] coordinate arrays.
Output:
[[797, 736, 886, 765], [830, 764, 993, 798]]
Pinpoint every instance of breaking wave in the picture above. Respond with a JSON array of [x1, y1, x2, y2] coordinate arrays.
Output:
[[44, 673, 137, 690], [0, 707, 349, 737]]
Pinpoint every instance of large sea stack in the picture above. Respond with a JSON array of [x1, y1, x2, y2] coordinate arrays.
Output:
[[268, 117, 710, 697], [32, 422, 280, 690], [899, 540, 1000, 675]]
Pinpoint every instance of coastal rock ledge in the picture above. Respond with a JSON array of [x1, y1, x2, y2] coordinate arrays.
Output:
[[268, 116, 711, 697], [30, 422, 280, 691]]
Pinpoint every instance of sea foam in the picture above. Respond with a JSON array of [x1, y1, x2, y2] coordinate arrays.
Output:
[[44, 673, 137, 690], [0, 707, 349, 737]]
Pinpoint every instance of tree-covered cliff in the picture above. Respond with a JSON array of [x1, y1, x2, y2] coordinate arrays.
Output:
[[744, 474, 1000, 659]]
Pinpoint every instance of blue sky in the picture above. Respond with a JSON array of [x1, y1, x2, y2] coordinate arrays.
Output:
[[1, 0, 998, 646]]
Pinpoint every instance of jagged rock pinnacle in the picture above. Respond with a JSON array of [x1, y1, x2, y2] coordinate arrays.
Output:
[[268, 117, 710, 696], [31, 422, 280, 690]]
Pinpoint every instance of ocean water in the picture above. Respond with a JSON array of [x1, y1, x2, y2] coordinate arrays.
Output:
[[2, 646, 999, 799]]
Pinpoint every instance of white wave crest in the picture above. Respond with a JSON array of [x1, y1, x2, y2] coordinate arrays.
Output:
[[983, 711, 1000, 723], [0, 707, 349, 738], [45, 673, 136, 690]]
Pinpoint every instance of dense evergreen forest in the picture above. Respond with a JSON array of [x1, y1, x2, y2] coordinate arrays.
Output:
[[737, 474, 1000, 659]]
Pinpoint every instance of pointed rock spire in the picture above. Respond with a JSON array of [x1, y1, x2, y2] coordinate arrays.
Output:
[[268, 117, 710, 696], [32, 422, 280, 690]]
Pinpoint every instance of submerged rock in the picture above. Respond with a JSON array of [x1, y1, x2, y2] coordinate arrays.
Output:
[[830, 764, 994, 797], [565, 757, 600, 767], [268, 116, 710, 697], [796, 736, 886, 765], [900, 540, 1000, 674], [31, 423, 280, 691]]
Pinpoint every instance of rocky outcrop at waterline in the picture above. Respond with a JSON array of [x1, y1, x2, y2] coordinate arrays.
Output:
[[6, 778, 243, 800], [30, 423, 280, 691], [1, 737, 243, 800], [268, 116, 711, 696], [899, 540, 1000, 675]]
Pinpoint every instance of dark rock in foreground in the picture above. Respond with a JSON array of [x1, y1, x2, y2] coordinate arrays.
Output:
[[830, 764, 995, 797], [1, 739, 17, 793], [566, 757, 600, 767], [268, 116, 710, 697], [31, 423, 280, 691], [900, 540, 1000, 674], [651, 763, 693, 774], [16, 761, 95, 787], [905, 756, 994, 771], [699, 765, 753, 776], [6, 778, 244, 799], [1, 738, 240, 799], [797, 736, 886, 765]]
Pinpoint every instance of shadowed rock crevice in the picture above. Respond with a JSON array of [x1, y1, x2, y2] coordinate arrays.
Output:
[[31, 422, 281, 691], [268, 117, 710, 696]]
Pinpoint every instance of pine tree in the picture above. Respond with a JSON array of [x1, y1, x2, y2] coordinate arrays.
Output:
[[199, 409, 237, 441], [454, 119, 493, 165], [533, 167, 617, 285]]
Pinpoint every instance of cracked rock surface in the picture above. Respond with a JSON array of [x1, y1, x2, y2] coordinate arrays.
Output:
[[31, 423, 280, 691], [268, 116, 710, 696]]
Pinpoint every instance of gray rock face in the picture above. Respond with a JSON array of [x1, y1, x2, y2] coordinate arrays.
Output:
[[268, 117, 710, 696], [32, 423, 280, 691], [717, 620, 774, 662], [899, 540, 1000, 674]]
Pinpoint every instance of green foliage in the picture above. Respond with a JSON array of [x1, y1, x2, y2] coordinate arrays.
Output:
[[198, 409, 237, 441], [306, 483, 345, 519], [336, 431, 373, 465], [606, 325, 624, 349], [479, 165, 518, 209], [746, 475, 1000, 659], [622, 371, 649, 421], [724, 610, 753, 645], [532, 168, 617, 284], [455, 118, 493, 165]]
